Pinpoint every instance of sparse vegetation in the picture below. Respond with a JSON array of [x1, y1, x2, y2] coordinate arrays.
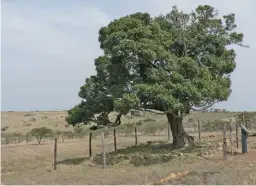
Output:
[[1, 126, 9, 131], [202, 120, 229, 132], [24, 113, 34, 117], [30, 127, 53, 144]]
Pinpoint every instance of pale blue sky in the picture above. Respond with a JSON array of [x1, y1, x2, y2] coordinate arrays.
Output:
[[1, 0, 256, 111]]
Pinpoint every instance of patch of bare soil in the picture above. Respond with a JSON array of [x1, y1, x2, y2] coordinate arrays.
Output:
[[234, 151, 256, 162]]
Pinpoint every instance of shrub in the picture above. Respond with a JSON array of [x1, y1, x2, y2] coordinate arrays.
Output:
[[30, 127, 53, 144], [24, 113, 34, 117], [143, 118, 156, 122], [1, 126, 9, 132], [29, 117, 36, 122], [136, 120, 143, 126]]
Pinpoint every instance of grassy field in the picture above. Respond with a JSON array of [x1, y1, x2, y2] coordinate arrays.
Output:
[[1, 110, 256, 185], [1, 110, 238, 134]]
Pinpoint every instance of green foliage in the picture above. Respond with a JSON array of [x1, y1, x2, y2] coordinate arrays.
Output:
[[67, 5, 246, 130], [30, 127, 53, 144]]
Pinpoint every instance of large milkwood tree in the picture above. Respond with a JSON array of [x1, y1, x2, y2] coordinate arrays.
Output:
[[66, 5, 246, 147]]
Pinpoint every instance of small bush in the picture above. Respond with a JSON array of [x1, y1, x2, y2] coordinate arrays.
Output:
[[1, 126, 9, 131], [24, 113, 34, 117], [143, 118, 156, 122], [30, 127, 53, 144], [29, 117, 36, 122], [136, 121, 143, 126]]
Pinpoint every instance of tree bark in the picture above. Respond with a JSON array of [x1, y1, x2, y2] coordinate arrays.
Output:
[[166, 112, 195, 147]]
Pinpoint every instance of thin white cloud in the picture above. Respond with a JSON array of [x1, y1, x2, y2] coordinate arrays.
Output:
[[2, 1, 111, 111], [1, 0, 256, 111], [2, 2, 110, 60]]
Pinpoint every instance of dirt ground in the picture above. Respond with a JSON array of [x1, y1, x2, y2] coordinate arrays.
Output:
[[1, 133, 256, 185], [1, 111, 256, 185]]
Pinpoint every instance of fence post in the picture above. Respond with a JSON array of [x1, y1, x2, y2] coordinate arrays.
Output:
[[101, 132, 106, 168], [245, 112, 248, 129], [242, 112, 245, 124], [135, 127, 138, 145], [198, 118, 201, 141], [5, 135, 8, 144], [223, 124, 227, 161], [229, 120, 233, 154], [26, 133, 29, 143], [236, 123, 239, 148], [113, 129, 117, 151], [53, 137, 57, 170], [89, 133, 92, 157]]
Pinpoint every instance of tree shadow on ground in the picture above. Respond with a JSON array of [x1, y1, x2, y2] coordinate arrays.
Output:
[[92, 141, 205, 166], [58, 157, 91, 165]]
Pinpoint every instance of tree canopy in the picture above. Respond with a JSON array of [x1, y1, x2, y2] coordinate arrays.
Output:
[[66, 5, 246, 145]]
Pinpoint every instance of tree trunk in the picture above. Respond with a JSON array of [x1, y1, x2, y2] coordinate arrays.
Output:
[[166, 112, 195, 147]]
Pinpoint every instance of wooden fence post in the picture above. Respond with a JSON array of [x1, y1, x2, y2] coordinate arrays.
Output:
[[229, 120, 233, 154], [236, 123, 239, 148], [101, 132, 106, 168], [242, 112, 245, 124], [53, 137, 57, 170], [113, 129, 117, 151], [245, 112, 248, 129], [135, 127, 138, 145], [26, 133, 29, 143], [223, 124, 227, 161], [5, 135, 8, 144], [89, 133, 92, 157], [198, 118, 201, 141]]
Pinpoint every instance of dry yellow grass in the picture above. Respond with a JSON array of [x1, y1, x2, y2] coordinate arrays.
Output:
[[2, 134, 256, 185], [2, 110, 254, 185], [1, 110, 237, 134], [1, 135, 191, 185]]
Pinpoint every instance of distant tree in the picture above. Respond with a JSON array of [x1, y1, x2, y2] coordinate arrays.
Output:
[[66, 5, 247, 147], [30, 127, 53, 144]]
